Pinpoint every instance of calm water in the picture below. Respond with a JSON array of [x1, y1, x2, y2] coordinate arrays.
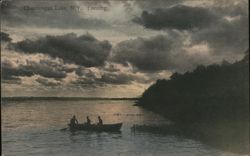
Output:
[[1, 100, 246, 156]]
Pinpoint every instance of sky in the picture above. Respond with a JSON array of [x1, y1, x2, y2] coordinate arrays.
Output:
[[1, 0, 249, 97]]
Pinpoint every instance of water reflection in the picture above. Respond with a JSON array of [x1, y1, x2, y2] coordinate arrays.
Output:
[[2, 100, 247, 156]]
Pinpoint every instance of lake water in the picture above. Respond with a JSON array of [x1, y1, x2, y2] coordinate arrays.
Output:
[[1, 100, 246, 156]]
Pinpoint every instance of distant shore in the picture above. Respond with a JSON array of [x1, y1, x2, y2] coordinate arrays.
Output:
[[1, 97, 139, 101]]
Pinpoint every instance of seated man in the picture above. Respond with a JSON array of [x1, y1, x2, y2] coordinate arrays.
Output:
[[86, 116, 91, 125], [97, 116, 103, 125], [70, 115, 78, 126]]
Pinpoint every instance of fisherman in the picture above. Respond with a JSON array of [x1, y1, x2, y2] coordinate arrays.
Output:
[[86, 116, 91, 125], [70, 115, 78, 125], [97, 116, 103, 125]]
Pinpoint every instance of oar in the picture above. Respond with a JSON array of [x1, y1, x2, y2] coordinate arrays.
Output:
[[60, 127, 68, 131]]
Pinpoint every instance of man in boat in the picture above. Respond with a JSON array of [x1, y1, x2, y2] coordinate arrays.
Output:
[[97, 116, 103, 125], [86, 116, 91, 125], [70, 115, 78, 126]]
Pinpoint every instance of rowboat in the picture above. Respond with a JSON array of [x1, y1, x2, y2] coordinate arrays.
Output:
[[68, 123, 122, 132]]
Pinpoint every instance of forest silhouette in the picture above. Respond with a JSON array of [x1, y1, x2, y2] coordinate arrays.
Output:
[[137, 50, 249, 153]]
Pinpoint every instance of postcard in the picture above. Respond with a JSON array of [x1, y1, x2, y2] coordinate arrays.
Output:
[[1, 0, 249, 155]]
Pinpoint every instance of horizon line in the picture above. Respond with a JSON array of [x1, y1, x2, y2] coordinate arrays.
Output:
[[1, 96, 140, 100]]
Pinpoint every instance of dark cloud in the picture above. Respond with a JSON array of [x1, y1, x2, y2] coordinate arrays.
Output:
[[74, 66, 148, 86], [1, 59, 70, 81], [1, 59, 34, 80], [112, 35, 177, 72], [133, 5, 217, 30], [72, 73, 134, 86], [98, 72, 135, 85], [112, 33, 222, 73], [192, 18, 249, 55], [1, 76, 22, 85], [112, 28, 248, 73], [191, 4, 249, 56], [134, 0, 184, 10], [1, 0, 110, 29], [1, 32, 12, 42], [36, 77, 61, 86], [12, 33, 112, 67], [132, 1, 248, 64], [72, 78, 98, 87], [23, 61, 68, 79], [212, 0, 248, 17], [39, 59, 76, 73], [75, 67, 97, 78]]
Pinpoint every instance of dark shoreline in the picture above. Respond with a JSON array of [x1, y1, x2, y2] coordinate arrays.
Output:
[[1, 97, 139, 102], [136, 52, 249, 154]]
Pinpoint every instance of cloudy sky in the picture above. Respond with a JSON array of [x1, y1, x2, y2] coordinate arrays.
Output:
[[1, 0, 249, 97]]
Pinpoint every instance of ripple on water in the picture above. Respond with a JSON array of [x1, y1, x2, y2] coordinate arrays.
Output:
[[2, 100, 247, 156]]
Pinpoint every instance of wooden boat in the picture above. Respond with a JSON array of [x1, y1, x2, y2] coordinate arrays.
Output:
[[68, 123, 122, 132]]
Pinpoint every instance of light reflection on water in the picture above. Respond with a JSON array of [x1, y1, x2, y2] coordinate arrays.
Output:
[[1, 100, 246, 156]]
